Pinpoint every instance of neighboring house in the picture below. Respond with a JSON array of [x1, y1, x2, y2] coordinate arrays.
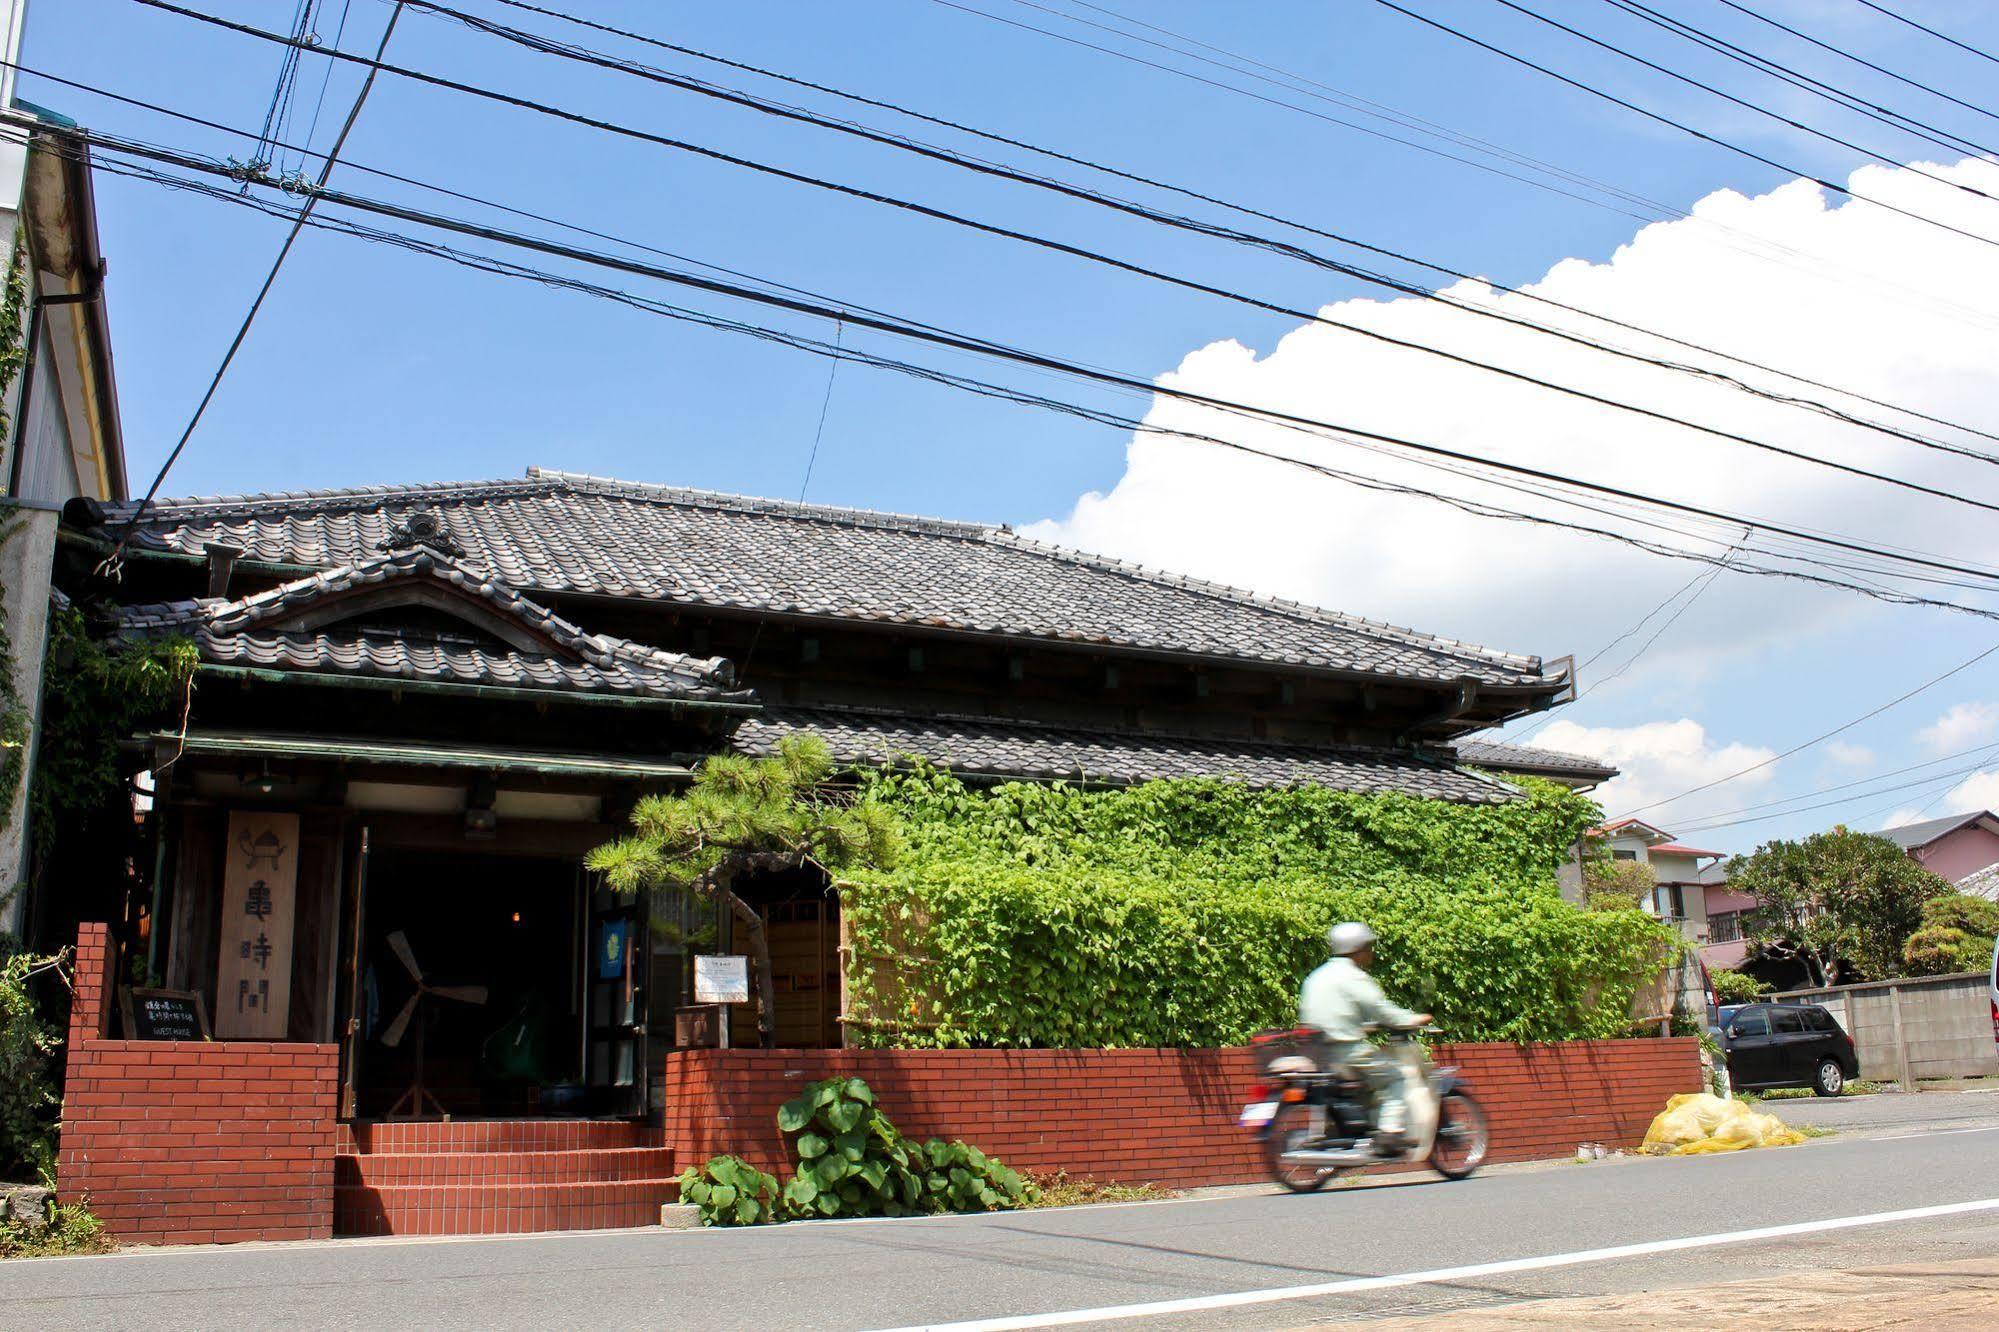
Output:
[[1587, 817, 1724, 946], [1956, 861, 1999, 903], [1699, 864, 1755, 971], [1881, 811, 1999, 888], [0, 111, 127, 934]]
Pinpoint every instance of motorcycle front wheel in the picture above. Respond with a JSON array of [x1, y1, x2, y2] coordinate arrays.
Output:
[[1265, 1099, 1340, 1193], [1429, 1089, 1490, 1180]]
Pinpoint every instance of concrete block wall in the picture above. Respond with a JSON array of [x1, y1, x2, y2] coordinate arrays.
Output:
[[1776, 972, 1999, 1082], [57, 922, 341, 1244], [660, 1039, 1700, 1189]]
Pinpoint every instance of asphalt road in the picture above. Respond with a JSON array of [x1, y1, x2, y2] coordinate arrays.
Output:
[[6, 1093, 1999, 1330]]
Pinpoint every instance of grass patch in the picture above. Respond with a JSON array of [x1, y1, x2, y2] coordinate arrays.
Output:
[[1795, 1124, 1836, 1140], [0, 1202, 112, 1259], [1742, 1080, 1884, 1102], [1025, 1171, 1177, 1209]]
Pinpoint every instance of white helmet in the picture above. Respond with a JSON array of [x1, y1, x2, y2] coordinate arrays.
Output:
[[1327, 922, 1376, 956]]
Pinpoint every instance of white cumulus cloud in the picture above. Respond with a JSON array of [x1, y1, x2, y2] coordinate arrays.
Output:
[[1027, 159, 1999, 683], [1938, 769, 1999, 818], [1531, 718, 1777, 831], [1823, 741, 1876, 769], [1917, 702, 1999, 754]]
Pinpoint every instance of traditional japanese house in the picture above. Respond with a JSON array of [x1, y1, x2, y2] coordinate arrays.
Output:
[[53, 467, 1583, 1233]]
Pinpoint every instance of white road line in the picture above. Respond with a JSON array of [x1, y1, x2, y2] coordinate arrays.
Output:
[[1879, 1126, 1999, 1141], [870, 1197, 1999, 1332]]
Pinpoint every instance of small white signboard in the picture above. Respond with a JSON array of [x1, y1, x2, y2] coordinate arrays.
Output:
[[694, 954, 751, 1005]]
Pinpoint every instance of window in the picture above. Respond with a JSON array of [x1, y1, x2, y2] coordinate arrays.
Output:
[[1650, 884, 1685, 919], [1772, 1008, 1806, 1034], [1708, 910, 1742, 943], [1610, 849, 1639, 861], [1731, 1010, 1769, 1036], [1803, 1008, 1837, 1032]]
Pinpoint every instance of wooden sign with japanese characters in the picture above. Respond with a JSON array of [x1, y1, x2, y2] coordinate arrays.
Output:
[[215, 810, 299, 1039]]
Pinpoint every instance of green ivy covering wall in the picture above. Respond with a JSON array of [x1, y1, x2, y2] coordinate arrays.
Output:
[[839, 769, 1674, 1048]]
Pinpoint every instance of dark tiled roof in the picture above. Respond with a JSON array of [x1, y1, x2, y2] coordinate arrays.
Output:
[[1880, 811, 1999, 850], [1454, 739, 1618, 780], [101, 468, 1565, 690], [731, 706, 1522, 803], [117, 545, 746, 703]]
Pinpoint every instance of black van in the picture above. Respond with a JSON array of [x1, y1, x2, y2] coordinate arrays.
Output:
[[1716, 1002, 1859, 1096]]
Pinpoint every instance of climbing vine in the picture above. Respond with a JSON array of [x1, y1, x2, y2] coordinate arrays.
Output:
[[839, 767, 1673, 1048], [29, 609, 197, 869], [0, 239, 36, 856]]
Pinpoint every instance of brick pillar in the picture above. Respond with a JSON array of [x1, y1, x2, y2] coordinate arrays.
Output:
[[67, 920, 114, 1046]]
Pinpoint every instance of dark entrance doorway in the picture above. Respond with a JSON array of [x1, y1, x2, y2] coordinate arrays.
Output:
[[725, 865, 839, 1048], [352, 849, 583, 1119]]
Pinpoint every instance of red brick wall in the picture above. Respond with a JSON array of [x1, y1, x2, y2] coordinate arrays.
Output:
[[661, 1039, 1700, 1189], [56, 923, 341, 1244]]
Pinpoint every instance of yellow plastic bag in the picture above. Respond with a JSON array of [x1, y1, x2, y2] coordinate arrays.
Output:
[[1642, 1092, 1805, 1155]]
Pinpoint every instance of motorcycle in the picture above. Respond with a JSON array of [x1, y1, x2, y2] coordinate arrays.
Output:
[[1238, 1026, 1490, 1192]]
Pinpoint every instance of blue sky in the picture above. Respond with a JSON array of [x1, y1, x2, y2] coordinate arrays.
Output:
[[22, 0, 1999, 852]]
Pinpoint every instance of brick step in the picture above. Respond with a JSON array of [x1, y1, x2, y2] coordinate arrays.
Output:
[[340, 1119, 657, 1154], [336, 1146, 676, 1187], [333, 1178, 681, 1237]]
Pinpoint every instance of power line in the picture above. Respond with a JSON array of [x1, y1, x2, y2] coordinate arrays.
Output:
[[1498, 0, 1999, 201], [1715, 0, 1999, 128], [944, 0, 1999, 341], [46, 53, 1979, 593], [1369, 0, 1999, 252], [104, 1, 406, 571], [1513, 531, 1745, 743], [298, 0, 356, 166], [921, 0, 1669, 223], [1854, 0, 1999, 70], [247, 0, 314, 180], [1675, 738, 1999, 832], [1599, 0, 1997, 162], [475, 0, 1999, 459], [997, 0, 1677, 214], [5, 57, 1022, 375], [136, 0, 1999, 515], [19, 58, 1996, 595], [1677, 751, 1999, 835], [1614, 638, 1999, 819], [46, 118, 1999, 607]]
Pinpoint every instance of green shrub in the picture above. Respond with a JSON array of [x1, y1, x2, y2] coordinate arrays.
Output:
[[776, 1075, 925, 1220], [775, 1076, 1034, 1220], [1902, 894, 1999, 977], [676, 1155, 783, 1227], [0, 948, 64, 1181], [1583, 857, 1655, 911], [837, 768, 1671, 1049], [1710, 968, 1765, 1005]]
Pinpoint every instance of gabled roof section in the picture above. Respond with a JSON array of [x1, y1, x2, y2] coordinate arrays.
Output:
[[1454, 739, 1618, 781], [1880, 811, 1999, 851], [1592, 817, 1676, 844], [115, 544, 747, 703], [1649, 842, 1722, 860], [98, 468, 1569, 691], [731, 705, 1523, 803]]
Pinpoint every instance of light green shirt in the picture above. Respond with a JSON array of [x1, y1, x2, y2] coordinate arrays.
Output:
[[1300, 956, 1421, 1045]]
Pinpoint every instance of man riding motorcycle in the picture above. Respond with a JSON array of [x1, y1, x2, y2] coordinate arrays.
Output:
[[1299, 923, 1432, 1152]]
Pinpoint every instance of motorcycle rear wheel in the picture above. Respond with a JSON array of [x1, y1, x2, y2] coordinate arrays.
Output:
[[1265, 1098, 1340, 1193], [1429, 1089, 1490, 1180]]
